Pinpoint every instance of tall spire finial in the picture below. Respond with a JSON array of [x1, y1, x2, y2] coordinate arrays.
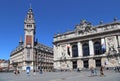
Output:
[[114, 17, 117, 22], [99, 20, 103, 25], [30, 3, 32, 9], [19, 36, 22, 42], [19, 35, 23, 45]]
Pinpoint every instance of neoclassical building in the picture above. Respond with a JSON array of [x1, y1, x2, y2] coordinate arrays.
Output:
[[53, 19, 120, 70], [10, 7, 53, 71]]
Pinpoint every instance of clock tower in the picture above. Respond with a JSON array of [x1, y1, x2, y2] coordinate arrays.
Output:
[[23, 7, 36, 70]]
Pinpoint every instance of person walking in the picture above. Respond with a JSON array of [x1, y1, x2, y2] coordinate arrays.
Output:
[[90, 66, 94, 76], [94, 68, 97, 76], [33, 69, 36, 75], [39, 69, 43, 74], [100, 65, 104, 76], [77, 68, 80, 72]]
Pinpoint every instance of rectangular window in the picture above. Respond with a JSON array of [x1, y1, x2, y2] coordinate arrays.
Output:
[[27, 49, 30, 60]]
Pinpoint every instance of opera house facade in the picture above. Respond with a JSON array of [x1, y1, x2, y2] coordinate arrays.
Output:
[[53, 19, 120, 70]]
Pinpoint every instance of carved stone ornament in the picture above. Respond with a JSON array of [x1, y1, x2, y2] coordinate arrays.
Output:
[[61, 44, 66, 60], [75, 20, 97, 34], [107, 37, 117, 55]]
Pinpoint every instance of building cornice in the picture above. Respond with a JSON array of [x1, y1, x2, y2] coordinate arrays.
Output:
[[53, 29, 120, 44]]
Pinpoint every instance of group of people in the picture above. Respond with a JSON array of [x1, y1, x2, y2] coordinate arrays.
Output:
[[13, 66, 106, 77], [27, 69, 43, 75], [14, 70, 20, 75], [90, 66, 104, 77], [13, 69, 43, 75], [90, 67, 97, 76], [114, 66, 120, 72]]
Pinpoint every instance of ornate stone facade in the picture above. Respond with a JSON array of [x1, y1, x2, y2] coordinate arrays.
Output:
[[10, 7, 53, 71], [53, 20, 120, 70]]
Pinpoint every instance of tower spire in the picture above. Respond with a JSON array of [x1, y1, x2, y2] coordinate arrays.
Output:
[[19, 36, 23, 45], [30, 3, 32, 9], [25, 3, 34, 22]]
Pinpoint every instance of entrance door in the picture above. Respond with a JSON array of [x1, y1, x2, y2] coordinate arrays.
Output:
[[96, 59, 101, 67], [84, 60, 89, 68], [72, 61, 77, 69], [26, 66, 30, 72]]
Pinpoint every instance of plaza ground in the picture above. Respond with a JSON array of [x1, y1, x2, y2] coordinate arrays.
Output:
[[0, 70, 119, 81]]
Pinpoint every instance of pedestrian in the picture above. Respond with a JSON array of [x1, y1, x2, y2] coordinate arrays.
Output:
[[17, 70, 20, 74], [100, 65, 104, 76], [26, 69, 30, 75], [90, 66, 94, 76], [33, 69, 36, 75], [94, 68, 97, 76], [39, 69, 42, 74], [14, 70, 16, 75], [114, 67, 117, 72], [77, 68, 80, 72]]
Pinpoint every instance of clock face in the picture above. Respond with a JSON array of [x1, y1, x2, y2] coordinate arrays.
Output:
[[26, 35, 32, 46], [27, 45, 31, 48]]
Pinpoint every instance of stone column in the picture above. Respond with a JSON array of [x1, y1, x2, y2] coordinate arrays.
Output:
[[53, 45, 57, 60], [89, 59, 95, 68], [89, 40, 94, 56], [114, 36, 119, 53], [77, 60, 83, 69], [59, 44, 62, 58], [118, 36, 120, 46], [77, 42, 83, 57]]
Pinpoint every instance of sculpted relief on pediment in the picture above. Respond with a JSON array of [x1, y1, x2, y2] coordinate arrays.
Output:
[[75, 20, 97, 34]]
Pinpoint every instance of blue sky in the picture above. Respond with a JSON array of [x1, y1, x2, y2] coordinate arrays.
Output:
[[0, 0, 120, 60]]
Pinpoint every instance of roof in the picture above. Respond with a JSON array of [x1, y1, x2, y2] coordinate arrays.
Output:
[[35, 43, 53, 54], [10, 44, 24, 56], [54, 20, 120, 37]]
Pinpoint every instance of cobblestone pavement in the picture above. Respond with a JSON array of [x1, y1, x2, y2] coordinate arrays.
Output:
[[0, 70, 120, 81]]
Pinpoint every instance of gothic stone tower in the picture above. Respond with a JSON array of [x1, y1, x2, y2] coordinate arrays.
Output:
[[23, 7, 36, 70]]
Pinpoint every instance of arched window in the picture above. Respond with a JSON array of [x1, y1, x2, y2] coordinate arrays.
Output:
[[94, 41, 102, 55], [82, 43, 89, 56], [72, 45, 78, 57]]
